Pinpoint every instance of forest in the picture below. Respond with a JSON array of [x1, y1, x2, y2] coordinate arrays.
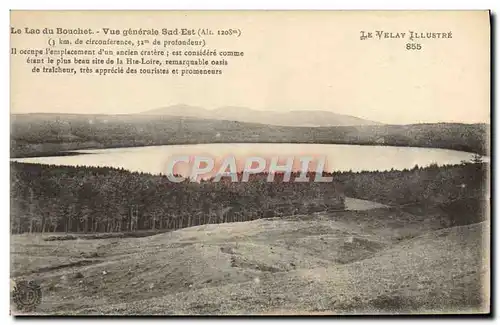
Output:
[[10, 162, 344, 234], [10, 159, 488, 235], [335, 161, 488, 226]]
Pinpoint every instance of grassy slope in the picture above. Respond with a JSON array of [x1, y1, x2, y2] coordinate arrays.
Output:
[[10, 208, 489, 315]]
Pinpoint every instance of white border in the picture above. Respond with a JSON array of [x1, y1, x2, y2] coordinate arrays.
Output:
[[3, 1, 499, 10], [2, 1, 497, 324]]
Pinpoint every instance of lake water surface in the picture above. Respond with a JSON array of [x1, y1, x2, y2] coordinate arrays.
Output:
[[11, 143, 485, 176]]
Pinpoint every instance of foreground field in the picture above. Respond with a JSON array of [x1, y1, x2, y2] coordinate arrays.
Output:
[[10, 208, 489, 315]]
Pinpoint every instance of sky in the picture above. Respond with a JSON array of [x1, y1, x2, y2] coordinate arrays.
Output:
[[10, 11, 490, 124]]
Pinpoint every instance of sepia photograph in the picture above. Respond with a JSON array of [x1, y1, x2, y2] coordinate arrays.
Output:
[[9, 10, 491, 316]]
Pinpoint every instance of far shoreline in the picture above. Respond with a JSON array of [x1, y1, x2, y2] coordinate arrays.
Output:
[[10, 140, 489, 160]]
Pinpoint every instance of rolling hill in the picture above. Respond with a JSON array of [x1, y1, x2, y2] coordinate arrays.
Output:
[[140, 105, 382, 127], [10, 113, 489, 158]]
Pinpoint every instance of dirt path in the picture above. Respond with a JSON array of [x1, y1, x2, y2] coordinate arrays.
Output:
[[345, 197, 389, 211]]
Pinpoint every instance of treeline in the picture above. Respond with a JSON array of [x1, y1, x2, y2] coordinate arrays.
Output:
[[10, 162, 344, 234], [10, 160, 488, 235], [334, 162, 487, 206], [333, 162, 489, 226], [11, 114, 489, 157]]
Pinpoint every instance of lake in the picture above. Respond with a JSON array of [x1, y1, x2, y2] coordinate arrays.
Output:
[[10, 143, 485, 176]]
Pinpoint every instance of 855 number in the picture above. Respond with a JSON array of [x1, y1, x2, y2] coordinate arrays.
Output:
[[406, 43, 422, 50]]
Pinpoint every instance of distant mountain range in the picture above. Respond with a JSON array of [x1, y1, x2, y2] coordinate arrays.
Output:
[[140, 105, 382, 127]]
